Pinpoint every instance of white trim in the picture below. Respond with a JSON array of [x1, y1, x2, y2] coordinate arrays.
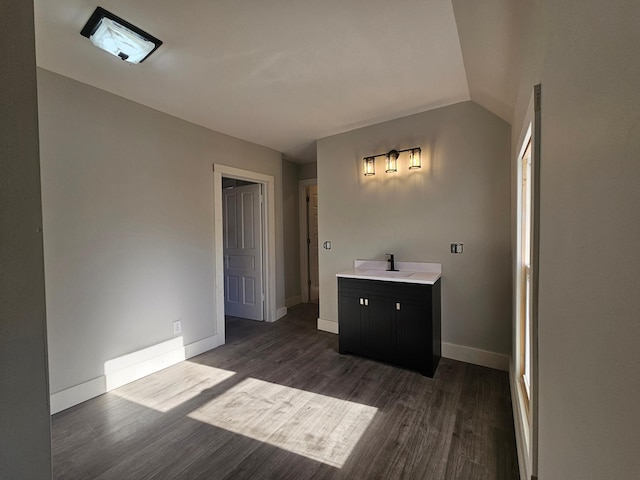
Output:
[[312, 321, 508, 371], [510, 359, 532, 480], [104, 348, 185, 393], [213, 170, 226, 343], [213, 165, 277, 337], [50, 376, 105, 415], [317, 318, 339, 334], [185, 334, 220, 358], [49, 335, 220, 414], [299, 178, 317, 303], [103, 337, 184, 375], [318, 323, 509, 372], [285, 295, 302, 307], [276, 306, 288, 320], [512, 86, 539, 478], [441, 342, 509, 371]]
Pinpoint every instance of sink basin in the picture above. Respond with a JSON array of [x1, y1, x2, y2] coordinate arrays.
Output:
[[338, 260, 441, 285], [362, 270, 415, 278]]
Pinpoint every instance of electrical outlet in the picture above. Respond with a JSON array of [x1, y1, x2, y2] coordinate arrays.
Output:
[[450, 243, 464, 254], [173, 319, 182, 334]]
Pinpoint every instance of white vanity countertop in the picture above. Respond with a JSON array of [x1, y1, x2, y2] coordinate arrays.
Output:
[[336, 260, 441, 285]]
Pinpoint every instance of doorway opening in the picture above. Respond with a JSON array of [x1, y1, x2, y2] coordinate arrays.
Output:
[[222, 177, 264, 321], [299, 179, 319, 304], [213, 165, 277, 347]]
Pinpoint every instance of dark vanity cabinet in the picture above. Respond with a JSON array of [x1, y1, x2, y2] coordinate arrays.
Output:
[[338, 277, 441, 377]]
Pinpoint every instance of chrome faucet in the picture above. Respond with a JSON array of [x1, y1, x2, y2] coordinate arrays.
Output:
[[385, 253, 397, 271]]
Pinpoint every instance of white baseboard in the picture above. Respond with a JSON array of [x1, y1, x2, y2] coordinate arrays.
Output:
[[50, 334, 219, 415], [276, 306, 288, 320], [317, 317, 338, 334], [311, 323, 507, 370], [441, 342, 509, 371], [185, 335, 219, 358], [285, 295, 302, 308], [50, 376, 106, 415], [104, 346, 185, 393]]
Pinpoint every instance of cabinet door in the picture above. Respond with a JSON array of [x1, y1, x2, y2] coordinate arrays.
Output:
[[395, 295, 431, 374], [365, 294, 395, 362], [338, 291, 364, 355]]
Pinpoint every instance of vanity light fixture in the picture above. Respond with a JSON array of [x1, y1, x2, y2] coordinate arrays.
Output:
[[408, 148, 422, 169], [363, 157, 376, 176], [80, 7, 162, 64], [385, 150, 399, 173], [362, 147, 421, 176]]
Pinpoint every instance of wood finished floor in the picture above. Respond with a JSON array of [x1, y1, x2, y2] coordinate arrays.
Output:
[[52, 304, 518, 479]]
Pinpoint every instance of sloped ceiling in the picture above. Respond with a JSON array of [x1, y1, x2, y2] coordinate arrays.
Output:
[[452, 0, 519, 126], [34, 0, 516, 163]]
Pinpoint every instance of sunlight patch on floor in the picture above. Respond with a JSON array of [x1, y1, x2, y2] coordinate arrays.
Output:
[[111, 362, 235, 412], [188, 377, 377, 468]]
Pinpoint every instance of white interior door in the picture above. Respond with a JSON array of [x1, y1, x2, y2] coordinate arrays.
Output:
[[307, 184, 319, 302], [223, 183, 264, 320]]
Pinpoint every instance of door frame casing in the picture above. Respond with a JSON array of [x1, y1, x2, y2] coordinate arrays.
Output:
[[213, 164, 277, 346], [298, 178, 317, 303]]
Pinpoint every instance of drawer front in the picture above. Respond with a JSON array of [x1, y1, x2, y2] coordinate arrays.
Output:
[[339, 277, 431, 299]]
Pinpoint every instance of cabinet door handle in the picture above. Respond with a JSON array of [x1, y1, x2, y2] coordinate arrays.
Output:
[[359, 298, 363, 305], [396, 302, 401, 311], [364, 298, 369, 306]]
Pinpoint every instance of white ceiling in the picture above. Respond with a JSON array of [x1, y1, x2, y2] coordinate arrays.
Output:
[[33, 0, 515, 163]]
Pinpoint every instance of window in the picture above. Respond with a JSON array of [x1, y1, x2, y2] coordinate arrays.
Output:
[[514, 84, 540, 480], [519, 137, 533, 399]]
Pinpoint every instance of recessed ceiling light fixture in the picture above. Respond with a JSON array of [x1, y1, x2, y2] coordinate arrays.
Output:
[[80, 7, 162, 64]]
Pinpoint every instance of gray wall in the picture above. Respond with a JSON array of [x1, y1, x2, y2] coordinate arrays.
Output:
[[317, 101, 512, 355], [283, 160, 318, 306], [37, 69, 285, 398], [299, 162, 318, 181], [512, 0, 640, 477], [0, 1, 52, 478], [282, 158, 301, 305]]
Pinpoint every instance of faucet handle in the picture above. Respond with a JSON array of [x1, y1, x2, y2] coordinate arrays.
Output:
[[385, 253, 397, 271]]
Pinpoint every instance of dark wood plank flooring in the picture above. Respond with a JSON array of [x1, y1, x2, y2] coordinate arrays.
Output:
[[52, 304, 518, 479]]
